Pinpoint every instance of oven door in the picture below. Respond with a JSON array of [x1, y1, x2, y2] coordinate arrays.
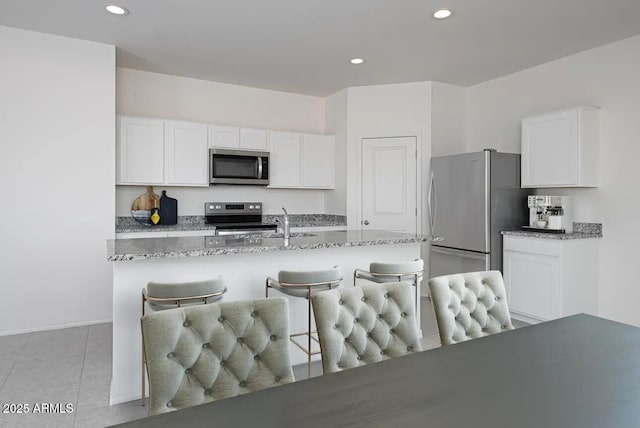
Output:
[[210, 149, 269, 185]]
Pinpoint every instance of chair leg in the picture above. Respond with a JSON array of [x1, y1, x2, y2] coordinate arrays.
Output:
[[141, 295, 146, 406], [307, 292, 312, 379]]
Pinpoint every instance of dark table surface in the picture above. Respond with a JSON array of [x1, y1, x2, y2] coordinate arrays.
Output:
[[111, 314, 640, 428]]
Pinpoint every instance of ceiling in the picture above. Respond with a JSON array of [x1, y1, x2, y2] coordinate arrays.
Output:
[[2, 0, 640, 96]]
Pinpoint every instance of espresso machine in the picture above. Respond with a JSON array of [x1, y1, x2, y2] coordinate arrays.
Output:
[[524, 195, 573, 233]]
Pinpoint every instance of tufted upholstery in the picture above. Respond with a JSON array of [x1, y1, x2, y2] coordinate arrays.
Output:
[[428, 270, 514, 346], [144, 278, 227, 311], [141, 297, 294, 416], [311, 282, 422, 374]]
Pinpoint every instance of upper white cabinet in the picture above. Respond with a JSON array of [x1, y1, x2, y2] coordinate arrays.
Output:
[[117, 117, 165, 185], [240, 128, 268, 150], [164, 121, 208, 186], [208, 126, 240, 149], [302, 134, 335, 188], [117, 116, 208, 187], [521, 106, 599, 188], [117, 115, 335, 189], [268, 132, 335, 189], [208, 126, 268, 151], [269, 131, 303, 187]]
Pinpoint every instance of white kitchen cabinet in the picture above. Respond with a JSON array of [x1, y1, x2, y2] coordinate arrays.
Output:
[[117, 116, 165, 185], [268, 131, 335, 189], [503, 235, 598, 324], [208, 126, 268, 151], [240, 128, 268, 150], [302, 134, 335, 188], [164, 121, 208, 186], [521, 106, 599, 188], [118, 116, 207, 186], [208, 125, 240, 149], [268, 131, 303, 187]]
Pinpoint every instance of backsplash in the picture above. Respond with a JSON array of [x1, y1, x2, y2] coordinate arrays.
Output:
[[573, 222, 602, 235], [115, 214, 346, 232]]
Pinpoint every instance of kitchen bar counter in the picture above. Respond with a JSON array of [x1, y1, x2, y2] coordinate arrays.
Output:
[[501, 221, 602, 240], [108, 230, 434, 261], [109, 229, 432, 404]]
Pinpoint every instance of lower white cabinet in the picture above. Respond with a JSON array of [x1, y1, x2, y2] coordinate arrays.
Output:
[[503, 235, 598, 323]]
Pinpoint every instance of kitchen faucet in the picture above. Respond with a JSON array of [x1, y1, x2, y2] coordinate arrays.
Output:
[[279, 207, 290, 240]]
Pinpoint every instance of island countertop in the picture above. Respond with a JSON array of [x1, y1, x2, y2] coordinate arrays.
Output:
[[107, 230, 438, 262]]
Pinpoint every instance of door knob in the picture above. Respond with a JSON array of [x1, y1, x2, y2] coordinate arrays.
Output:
[[363, 220, 370, 225]]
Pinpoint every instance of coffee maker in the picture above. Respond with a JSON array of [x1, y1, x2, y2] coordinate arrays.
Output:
[[524, 195, 573, 233]]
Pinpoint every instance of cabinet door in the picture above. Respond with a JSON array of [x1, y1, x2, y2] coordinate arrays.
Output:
[[503, 250, 561, 321], [302, 134, 335, 188], [521, 110, 579, 187], [268, 131, 302, 187], [165, 121, 208, 186], [117, 117, 164, 185], [240, 128, 268, 151], [208, 125, 240, 149]]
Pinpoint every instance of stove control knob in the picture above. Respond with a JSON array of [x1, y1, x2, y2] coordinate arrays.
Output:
[[209, 205, 214, 210], [249, 205, 255, 209], [255, 205, 261, 209], [215, 205, 222, 209]]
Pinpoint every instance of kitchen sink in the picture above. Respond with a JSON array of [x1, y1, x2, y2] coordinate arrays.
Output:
[[262, 232, 317, 238]]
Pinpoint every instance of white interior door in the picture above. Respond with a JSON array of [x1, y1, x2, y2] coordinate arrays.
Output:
[[362, 137, 418, 233]]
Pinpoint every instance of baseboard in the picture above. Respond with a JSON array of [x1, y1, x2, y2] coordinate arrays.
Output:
[[0, 318, 112, 337]]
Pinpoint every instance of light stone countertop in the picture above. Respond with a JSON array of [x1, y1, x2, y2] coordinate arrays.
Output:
[[501, 222, 602, 240], [107, 230, 439, 262]]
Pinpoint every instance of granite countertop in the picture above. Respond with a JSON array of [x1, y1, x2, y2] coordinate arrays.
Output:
[[501, 222, 602, 240], [115, 214, 347, 233], [107, 230, 439, 262]]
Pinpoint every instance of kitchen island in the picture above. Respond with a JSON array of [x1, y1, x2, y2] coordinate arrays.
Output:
[[108, 230, 434, 404]]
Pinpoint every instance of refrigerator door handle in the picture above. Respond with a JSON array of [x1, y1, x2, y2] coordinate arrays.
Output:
[[427, 171, 435, 233]]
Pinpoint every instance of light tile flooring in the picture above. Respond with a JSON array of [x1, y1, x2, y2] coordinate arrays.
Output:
[[0, 298, 522, 427]]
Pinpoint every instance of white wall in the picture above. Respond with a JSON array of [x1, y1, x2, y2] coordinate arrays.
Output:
[[346, 82, 432, 232], [431, 82, 467, 157], [116, 68, 330, 215], [324, 89, 348, 215], [466, 34, 640, 326], [0, 26, 115, 334]]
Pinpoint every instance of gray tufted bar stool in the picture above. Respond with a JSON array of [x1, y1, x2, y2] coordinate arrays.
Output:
[[354, 259, 424, 313], [141, 277, 227, 405], [141, 297, 295, 416], [428, 270, 514, 346], [265, 266, 342, 377], [311, 282, 422, 374]]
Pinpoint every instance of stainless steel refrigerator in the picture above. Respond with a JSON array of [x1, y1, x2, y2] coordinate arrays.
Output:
[[428, 149, 528, 278]]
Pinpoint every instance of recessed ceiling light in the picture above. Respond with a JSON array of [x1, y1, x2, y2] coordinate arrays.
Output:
[[350, 58, 365, 65], [105, 4, 129, 15], [433, 9, 452, 19]]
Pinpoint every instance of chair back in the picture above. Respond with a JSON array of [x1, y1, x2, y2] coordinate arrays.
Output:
[[145, 278, 226, 310], [141, 297, 294, 415], [312, 282, 422, 374], [428, 270, 514, 346]]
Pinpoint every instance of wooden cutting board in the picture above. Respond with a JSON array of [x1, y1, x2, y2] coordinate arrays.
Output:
[[131, 186, 160, 211]]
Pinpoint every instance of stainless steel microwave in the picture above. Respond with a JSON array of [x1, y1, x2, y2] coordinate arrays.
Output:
[[209, 148, 269, 185]]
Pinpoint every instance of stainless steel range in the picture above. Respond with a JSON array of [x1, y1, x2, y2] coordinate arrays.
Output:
[[204, 202, 278, 236]]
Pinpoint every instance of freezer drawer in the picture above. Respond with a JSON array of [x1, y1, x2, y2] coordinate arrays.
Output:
[[429, 246, 491, 279]]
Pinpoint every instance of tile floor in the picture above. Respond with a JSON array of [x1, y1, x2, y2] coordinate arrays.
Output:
[[0, 298, 523, 427]]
